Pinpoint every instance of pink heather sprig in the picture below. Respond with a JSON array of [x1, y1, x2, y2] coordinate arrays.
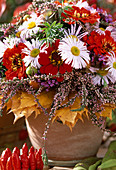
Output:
[[43, 80, 72, 141]]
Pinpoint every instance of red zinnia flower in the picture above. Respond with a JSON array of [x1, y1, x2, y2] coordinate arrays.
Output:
[[87, 30, 116, 55], [3, 43, 27, 80], [38, 39, 72, 82], [62, 6, 100, 24]]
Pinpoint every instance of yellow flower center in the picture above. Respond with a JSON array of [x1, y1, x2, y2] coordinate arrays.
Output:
[[16, 31, 21, 38], [100, 27, 105, 31], [113, 62, 116, 69], [30, 49, 40, 58], [71, 46, 80, 56], [74, 11, 80, 18], [28, 22, 36, 29], [97, 69, 108, 76], [82, 13, 89, 18]]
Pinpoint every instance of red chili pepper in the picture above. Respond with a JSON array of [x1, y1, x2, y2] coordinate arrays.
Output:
[[0, 157, 5, 170], [1, 149, 10, 170], [29, 146, 34, 154], [12, 152, 21, 170], [5, 148, 12, 158], [34, 149, 37, 155], [12, 147, 20, 156], [22, 143, 28, 156], [35, 148, 43, 170], [28, 150, 36, 170], [6, 156, 13, 170], [21, 153, 29, 170]]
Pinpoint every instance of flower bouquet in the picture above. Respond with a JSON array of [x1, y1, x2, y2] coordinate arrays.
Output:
[[0, 0, 116, 165]]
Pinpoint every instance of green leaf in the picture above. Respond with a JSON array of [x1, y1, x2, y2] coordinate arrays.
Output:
[[74, 157, 100, 170], [51, 21, 56, 26], [89, 160, 102, 170], [71, 105, 85, 112], [102, 141, 116, 163], [73, 166, 87, 170], [98, 159, 116, 169], [97, 73, 108, 87]]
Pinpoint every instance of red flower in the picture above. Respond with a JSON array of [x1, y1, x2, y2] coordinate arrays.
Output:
[[38, 39, 72, 82], [62, 6, 100, 24], [88, 0, 97, 5], [87, 30, 116, 55], [3, 43, 27, 80]]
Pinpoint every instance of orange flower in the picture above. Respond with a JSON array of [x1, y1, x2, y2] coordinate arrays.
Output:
[[3, 43, 27, 80], [62, 6, 100, 24]]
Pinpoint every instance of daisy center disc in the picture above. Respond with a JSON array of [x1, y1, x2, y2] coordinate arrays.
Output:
[[30, 49, 40, 58], [100, 27, 105, 31], [113, 62, 116, 69], [71, 46, 80, 56], [49, 50, 63, 66], [97, 69, 108, 76], [28, 22, 36, 29]]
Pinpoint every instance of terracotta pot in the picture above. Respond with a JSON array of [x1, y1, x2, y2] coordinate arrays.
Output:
[[26, 112, 103, 164]]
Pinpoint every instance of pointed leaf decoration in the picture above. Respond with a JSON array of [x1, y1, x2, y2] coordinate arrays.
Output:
[[53, 93, 89, 129], [3, 90, 55, 123]]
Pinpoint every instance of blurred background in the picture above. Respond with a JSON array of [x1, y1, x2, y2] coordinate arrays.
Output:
[[0, 0, 116, 24]]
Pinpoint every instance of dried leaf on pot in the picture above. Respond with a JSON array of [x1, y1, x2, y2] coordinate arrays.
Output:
[[4, 89, 55, 123], [13, 106, 41, 123], [101, 104, 115, 120], [95, 103, 116, 120], [37, 89, 55, 108], [18, 92, 36, 109], [53, 96, 89, 129]]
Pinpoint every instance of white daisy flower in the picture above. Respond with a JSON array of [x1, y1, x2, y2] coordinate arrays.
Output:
[[0, 37, 21, 62], [94, 25, 116, 39], [58, 36, 90, 69], [64, 24, 88, 40], [22, 39, 42, 68], [75, 0, 89, 9], [0, 41, 7, 62], [106, 52, 116, 80], [3, 36, 21, 47], [18, 13, 42, 39], [90, 67, 115, 85]]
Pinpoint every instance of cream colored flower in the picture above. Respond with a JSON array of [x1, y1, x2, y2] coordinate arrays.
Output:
[[22, 39, 42, 68], [58, 36, 90, 69], [106, 52, 116, 81], [18, 13, 42, 39]]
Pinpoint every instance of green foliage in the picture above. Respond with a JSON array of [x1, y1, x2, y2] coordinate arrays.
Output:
[[111, 109, 116, 124], [73, 157, 100, 170], [71, 105, 85, 112], [40, 21, 64, 46], [0, 62, 6, 78], [102, 141, 116, 163], [97, 73, 108, 87], [89, 160, 102, 170], [98, 159, 116, 169], [74, 141, 116, 170], [106, 109, 116, 127]]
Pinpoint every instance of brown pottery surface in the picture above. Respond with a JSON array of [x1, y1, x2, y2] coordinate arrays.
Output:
[[26, 113, 103, 162]]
